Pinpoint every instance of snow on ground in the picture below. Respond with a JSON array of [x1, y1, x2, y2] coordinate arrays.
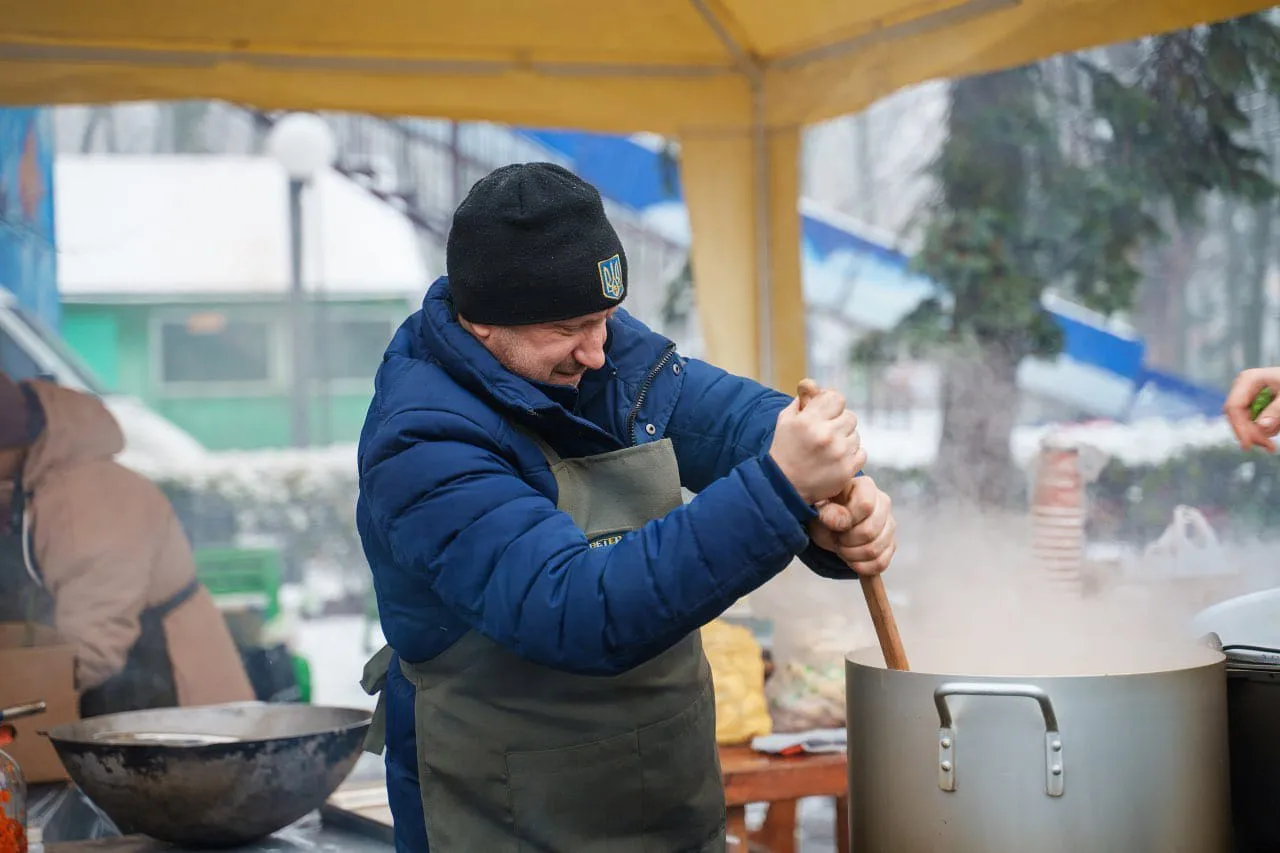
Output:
[[297, 614, 387, 782], [105, 395, 211, 472], [298, 614, 383, 712]]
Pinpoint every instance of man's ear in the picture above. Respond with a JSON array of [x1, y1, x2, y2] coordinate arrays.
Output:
[[458, 315, 494, 341]]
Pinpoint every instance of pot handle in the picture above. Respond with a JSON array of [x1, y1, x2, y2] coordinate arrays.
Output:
[[933, 682, 1064, 798]]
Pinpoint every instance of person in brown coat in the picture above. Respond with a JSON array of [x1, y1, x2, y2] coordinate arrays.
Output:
[[0, 371, 254, 717]]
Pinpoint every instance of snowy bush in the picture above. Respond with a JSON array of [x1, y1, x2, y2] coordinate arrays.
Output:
[[868, 414, 1277, 544], [138, 445, 364, 583], [1091, 446, 1280, 544]]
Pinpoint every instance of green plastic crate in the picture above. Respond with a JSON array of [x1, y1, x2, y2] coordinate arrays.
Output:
[[291, 652, 313, 704], [194, 547, 314, 705], [194, 547, 283, 623]]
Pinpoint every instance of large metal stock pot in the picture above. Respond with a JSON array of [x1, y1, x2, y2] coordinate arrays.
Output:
[[845, 649, 1231, 853]]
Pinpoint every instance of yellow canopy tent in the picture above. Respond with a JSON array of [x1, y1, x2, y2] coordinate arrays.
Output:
[[0, 0, 1270, 388]]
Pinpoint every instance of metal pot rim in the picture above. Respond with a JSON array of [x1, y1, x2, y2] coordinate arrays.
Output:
[[846, 646, 1225, 679], [44, 701, 372, 748]]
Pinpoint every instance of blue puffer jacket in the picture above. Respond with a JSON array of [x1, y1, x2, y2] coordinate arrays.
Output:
[[357, 277, 843, 850]]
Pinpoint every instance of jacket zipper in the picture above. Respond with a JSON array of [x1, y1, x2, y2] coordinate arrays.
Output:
[[625, 343, 678, 445]]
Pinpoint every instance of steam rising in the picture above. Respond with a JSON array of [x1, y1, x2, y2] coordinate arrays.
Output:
[[755, 506, 1255, 679], [894, 508, 1223, 676]]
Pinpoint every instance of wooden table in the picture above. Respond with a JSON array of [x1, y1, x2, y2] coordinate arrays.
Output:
[[719, 744, 850, 853]]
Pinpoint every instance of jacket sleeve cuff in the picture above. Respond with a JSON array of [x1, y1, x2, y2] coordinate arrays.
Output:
[[797, 470, 866, 580], [798, 541, 856, 579], [758, 453, 818, 526]]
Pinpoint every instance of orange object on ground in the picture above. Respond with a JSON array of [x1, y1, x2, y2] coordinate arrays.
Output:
[[0, 785, 24, 853]]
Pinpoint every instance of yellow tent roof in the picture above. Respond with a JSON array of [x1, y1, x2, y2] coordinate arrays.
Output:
[[1, 0, 1270, 387], [1, 0, 1268, 132]]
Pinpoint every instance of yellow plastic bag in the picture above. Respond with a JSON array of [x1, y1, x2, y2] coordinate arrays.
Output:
[[701, 618, 772, 745]]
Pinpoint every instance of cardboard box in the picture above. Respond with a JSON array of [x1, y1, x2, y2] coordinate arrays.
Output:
[[0, 622, 78, 783]]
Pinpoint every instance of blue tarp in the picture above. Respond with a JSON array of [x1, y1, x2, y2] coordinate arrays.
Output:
[[0, 107, 58, 328], [1050, 307, 1145, 383], [1129, 367, 1225, 419], [523, 130, 677, 211], [524, 128, 914, 269]]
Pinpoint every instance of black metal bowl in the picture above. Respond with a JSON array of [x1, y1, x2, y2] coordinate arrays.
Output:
[[45, 701, 372, 848]]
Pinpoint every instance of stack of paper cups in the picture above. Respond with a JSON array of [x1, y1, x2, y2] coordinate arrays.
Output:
[[1032, 436, 1085, 596]]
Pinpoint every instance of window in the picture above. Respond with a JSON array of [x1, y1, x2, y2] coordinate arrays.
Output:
[[159, 313, 273, 384], [312, 318, 395, 382]]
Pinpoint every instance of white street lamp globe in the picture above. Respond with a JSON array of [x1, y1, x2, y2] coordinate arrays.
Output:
[[266, 112, 337, 181]]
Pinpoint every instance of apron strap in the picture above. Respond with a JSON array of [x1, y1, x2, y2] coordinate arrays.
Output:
[[360, 644, 396, 755], [14, 474, 45, 590], [512, 425, 562, 466], [147, 579, 202, 622], [78, 581, 198, 717], [7, 481, 56, 640]]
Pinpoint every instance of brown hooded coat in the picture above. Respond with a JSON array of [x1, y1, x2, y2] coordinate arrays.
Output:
[[19, 381, 254, 705]]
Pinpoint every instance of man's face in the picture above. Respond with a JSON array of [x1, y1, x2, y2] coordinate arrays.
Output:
[[465, 308, 615, 387]]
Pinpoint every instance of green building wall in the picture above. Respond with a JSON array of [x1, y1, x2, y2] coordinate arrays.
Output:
[[61, 297, 412, 451]]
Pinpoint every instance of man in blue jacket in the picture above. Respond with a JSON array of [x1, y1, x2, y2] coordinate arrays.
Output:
[[357, 162, 896, 853]]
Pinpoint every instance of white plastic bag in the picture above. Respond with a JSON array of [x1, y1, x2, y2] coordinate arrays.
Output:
[[1138, 505, 1229, 579], [750, 561, 878, 732]]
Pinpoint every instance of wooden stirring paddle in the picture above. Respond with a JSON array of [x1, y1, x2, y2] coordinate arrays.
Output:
[[796, 379, 910, 671]]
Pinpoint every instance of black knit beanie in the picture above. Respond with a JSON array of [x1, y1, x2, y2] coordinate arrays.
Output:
[[447, 163, 628, 325]]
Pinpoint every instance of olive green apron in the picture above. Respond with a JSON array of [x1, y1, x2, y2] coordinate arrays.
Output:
[[362, 434, 725, 853], [0, 478, 55, 628]]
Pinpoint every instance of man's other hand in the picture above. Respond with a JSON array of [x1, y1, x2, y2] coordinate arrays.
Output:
[[808, 476, 896, 577], [1224, 366, 1280, 453]]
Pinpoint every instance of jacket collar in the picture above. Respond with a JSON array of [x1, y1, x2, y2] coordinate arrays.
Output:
[[412, 278, 621, 446]]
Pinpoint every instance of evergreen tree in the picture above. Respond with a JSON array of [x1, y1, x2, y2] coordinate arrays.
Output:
[[912, 13, 1280, 505]]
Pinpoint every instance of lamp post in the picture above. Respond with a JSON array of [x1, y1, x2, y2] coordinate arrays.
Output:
[[266, 112, 337, 448]]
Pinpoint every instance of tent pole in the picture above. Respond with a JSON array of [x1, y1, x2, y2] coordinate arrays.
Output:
[[752, 80, 773, 387]]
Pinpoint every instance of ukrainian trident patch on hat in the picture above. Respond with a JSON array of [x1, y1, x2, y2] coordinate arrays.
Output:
[[598, 253, 625, 301]]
